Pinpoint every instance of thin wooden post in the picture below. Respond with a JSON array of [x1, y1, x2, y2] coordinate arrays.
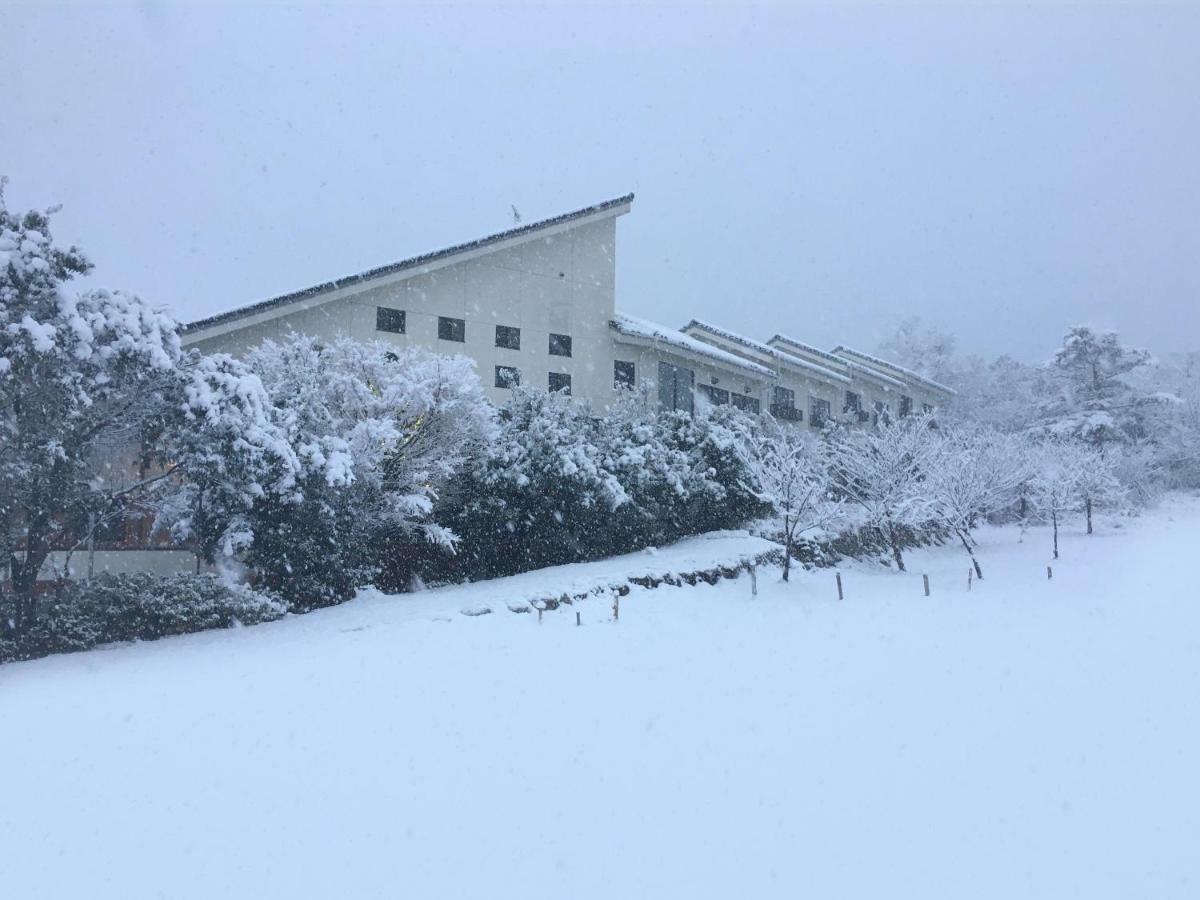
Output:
[[576, 611, 581, 627], [537, 607, 543, 624], [750, 563, 758, 597], [612, 593, 620, 622], [835, 572, 843, 601], [1047, 565, 1053, 580], [968, 567, 973, 591], [923, 573, 930, 597]]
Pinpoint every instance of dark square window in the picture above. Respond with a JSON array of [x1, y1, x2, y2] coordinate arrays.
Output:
[[496, 325, 520, 350], [698, 383, 730, 406], [732, 393, 760, 414], [548, 372, 572, 395], [899, 395, 913, 417], [438, 316, 465, 342], [810, 397, 832, 428], [843, 391, 862, 414], [614, 360, 635, 390], [375, 307, 405, 334], [549, 333, 572, 357], [495, 365, 520, 389]]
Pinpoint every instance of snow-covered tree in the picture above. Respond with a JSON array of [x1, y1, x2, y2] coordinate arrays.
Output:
[[596, 386, 720, 552], [1037, 327, 1150, 447], [925, 426, 1032, 578], [825, 413, 941, 571], [742, 417, 837, 581], [153, 353, 299, 570], [1072, 446, 1124, 535], [1, 187, 184, 628], [245, 334, 494, 608], [1027, 441, 1118, 561]]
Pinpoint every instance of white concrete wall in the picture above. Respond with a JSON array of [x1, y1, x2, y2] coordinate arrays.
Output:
[[187, 218, 623, 408]]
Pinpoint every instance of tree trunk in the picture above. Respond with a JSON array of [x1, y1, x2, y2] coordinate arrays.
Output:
[[782, 532, 791, 583], [886, 520, 906, 572], [1052, 509, 1059, 560], [1085, 497, 1093, 535], [957, 530, 983, 580], [9, 544, 48, 633]]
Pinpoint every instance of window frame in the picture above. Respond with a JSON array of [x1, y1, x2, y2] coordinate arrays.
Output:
[[614, 360, 636, 390]]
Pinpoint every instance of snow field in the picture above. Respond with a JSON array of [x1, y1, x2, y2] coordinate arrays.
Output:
[[2, 499, 1199, 898]]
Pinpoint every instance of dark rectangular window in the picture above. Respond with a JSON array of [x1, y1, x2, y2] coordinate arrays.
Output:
[[614, 360, 636, 390], [922, 402, 934, 414], [873, 400, 891, 427], [810, 397, 831, 428], [732, 393, 760, 414], [698, 383, 730, 406], [549, 333, 572, 357], [375, 307, 405, 334], [495, 365, 520, 388], [495, 325, 520, 350], [438, 316, 465, 342], [771, 386, 800, 421], [843, 391, 861, 414], [548, 372, 572, 395], [899, 395, 913, 417], [657, 361, 695, 413]]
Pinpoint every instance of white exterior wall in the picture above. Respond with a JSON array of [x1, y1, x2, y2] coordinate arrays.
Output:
[[186, 217, 625, 408]]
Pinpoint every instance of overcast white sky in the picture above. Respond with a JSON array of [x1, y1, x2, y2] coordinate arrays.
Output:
[[3, 2, 1198, 361]]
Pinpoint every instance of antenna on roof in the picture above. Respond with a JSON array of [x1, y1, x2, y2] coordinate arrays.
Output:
[[511, 204, 522, 225]]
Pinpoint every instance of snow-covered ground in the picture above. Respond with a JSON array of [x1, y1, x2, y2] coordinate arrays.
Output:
[[3, 498, 1199, 899]]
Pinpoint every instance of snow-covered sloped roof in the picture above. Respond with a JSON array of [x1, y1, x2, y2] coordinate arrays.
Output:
[[184, 193, 635, 337], [830, 345, 957, 396], [684, 320, 851, 384], [611, 313, 775, 378]]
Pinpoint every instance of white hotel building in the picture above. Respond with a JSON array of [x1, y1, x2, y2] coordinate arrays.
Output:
[[183, 193, 954, 422], [30, 194, 954, 581]]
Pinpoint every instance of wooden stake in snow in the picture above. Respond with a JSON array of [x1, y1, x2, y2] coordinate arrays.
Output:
[[836, 572, 844, 601], [923, 573, 930, 597], [968, 567, 973, 591], [576, 611, 581, 627], [538, 607, 543, 624], [1047, 565, 1053, 580], [612, 593, 620, 622], [750, 563, 758, 597]]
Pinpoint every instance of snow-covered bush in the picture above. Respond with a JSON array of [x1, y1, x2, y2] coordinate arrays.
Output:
[[448, 387, 628, 578], [825, 413, 941, 572], [244, 334, 494, 609], [445, 390, 768, 581], [0, 573, 285, 664]]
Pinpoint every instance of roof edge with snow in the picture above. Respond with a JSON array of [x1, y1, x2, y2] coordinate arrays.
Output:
[[831, 345, 957, 396], [683, 320, 851, 384], [611, 313, 776, 379]]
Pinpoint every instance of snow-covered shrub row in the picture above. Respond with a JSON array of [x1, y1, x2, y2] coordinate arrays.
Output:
[[438, 387, 769, 582], [0, 573, 285, 663]]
